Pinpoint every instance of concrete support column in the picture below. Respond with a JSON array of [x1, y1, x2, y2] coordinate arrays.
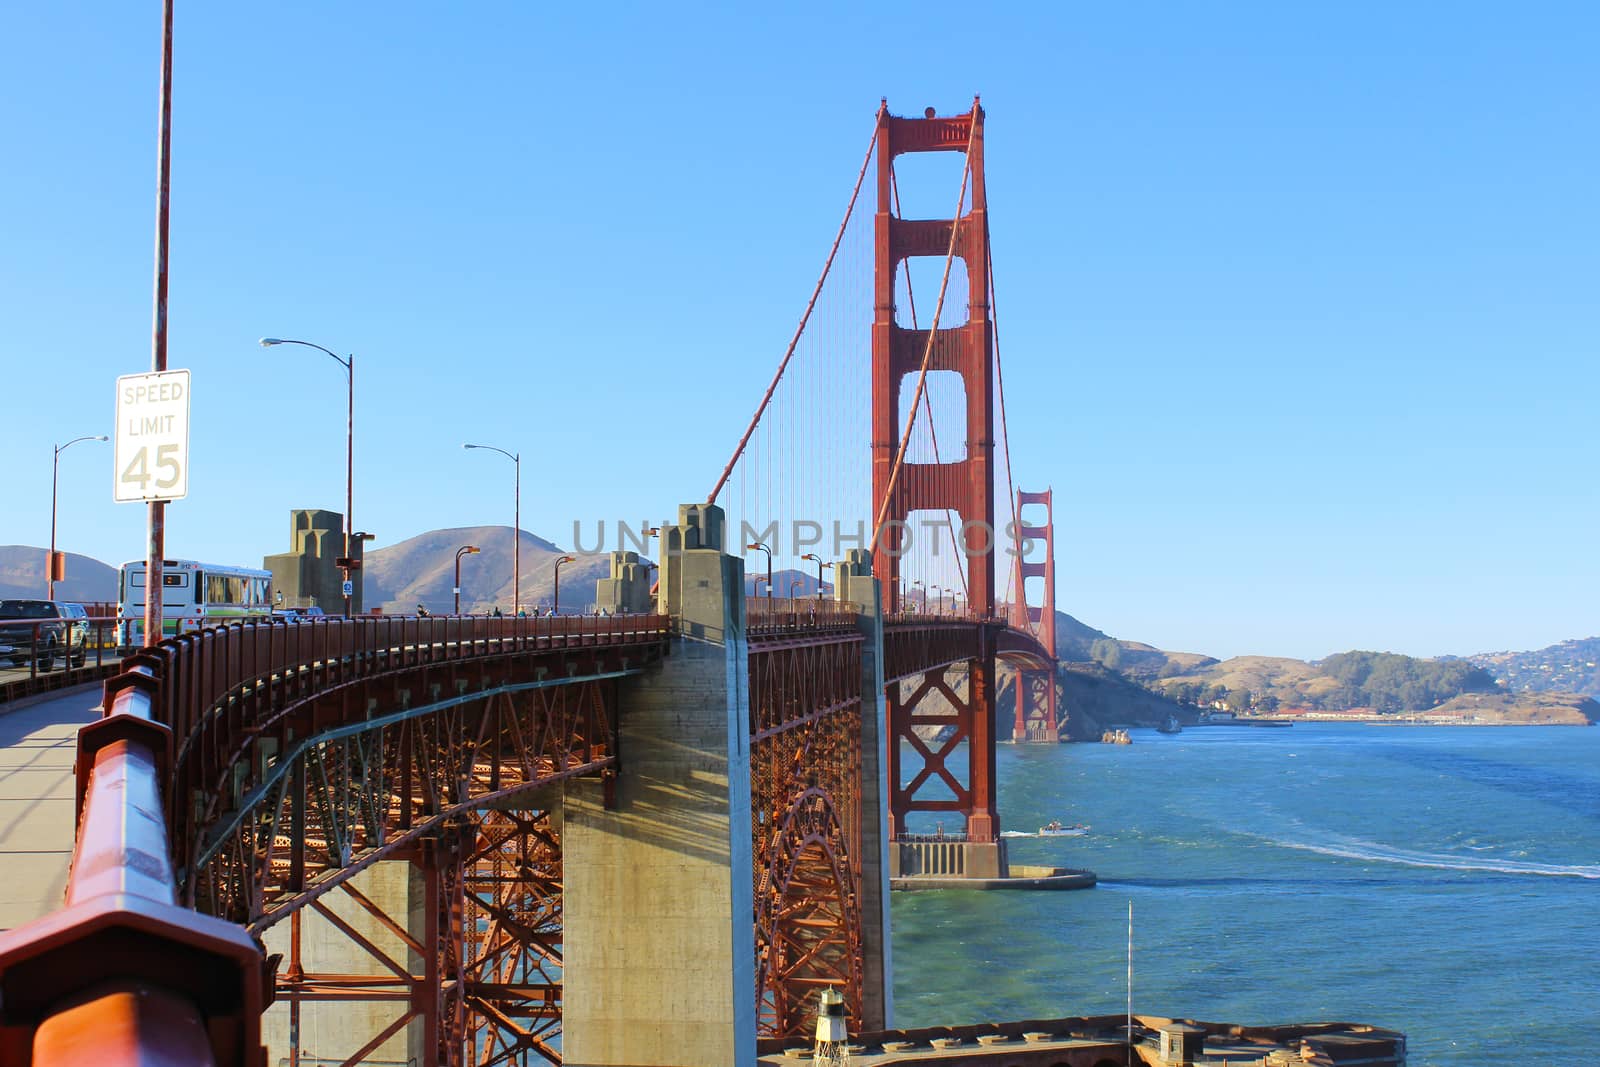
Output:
[[834, 548, 893, 1029], [562, 503, 756, 1067], [594, 549, 653, 615]]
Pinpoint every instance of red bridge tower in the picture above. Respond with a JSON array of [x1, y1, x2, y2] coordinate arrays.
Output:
[[872, 102, 1002, 849], [1008, 488, 1061, 741]]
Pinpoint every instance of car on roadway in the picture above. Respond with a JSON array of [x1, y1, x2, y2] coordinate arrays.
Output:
[[0, 599, 90, 670], [271, 606, 326, 622]]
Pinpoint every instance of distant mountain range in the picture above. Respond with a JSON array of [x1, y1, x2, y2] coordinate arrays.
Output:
[[363, 525, 613, 614], [1087, 635, 1600, 706], [3, 536, 1594, 718], [0, 546, 119, 603], [1468, 638, 1600, 699], [1078, 631, 1598, 723]]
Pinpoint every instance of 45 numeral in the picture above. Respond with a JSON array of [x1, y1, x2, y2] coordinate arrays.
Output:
[[120, 444, 182, 493]]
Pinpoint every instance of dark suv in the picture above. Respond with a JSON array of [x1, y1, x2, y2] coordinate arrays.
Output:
[[0, 600, 90, 670]]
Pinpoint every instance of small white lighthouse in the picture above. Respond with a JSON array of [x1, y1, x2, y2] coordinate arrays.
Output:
[[812, 987, 851, 1066]]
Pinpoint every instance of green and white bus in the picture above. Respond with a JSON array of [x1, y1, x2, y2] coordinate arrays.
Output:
[[119, 559, 274, 645]]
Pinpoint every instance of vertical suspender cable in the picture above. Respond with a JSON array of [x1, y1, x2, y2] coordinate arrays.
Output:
[[707, 103, 886, 506], [987, 210, 1021, 610]]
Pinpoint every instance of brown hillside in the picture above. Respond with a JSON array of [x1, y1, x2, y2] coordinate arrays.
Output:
[[1159, 655, 1341, 706], [1052, 663, 1189, 740], [1426, 691, 1599, 725], [364, 526, 613, 614], [0, 545, 119, 603]]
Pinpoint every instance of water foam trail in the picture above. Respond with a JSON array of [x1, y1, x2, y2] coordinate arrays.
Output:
[[1265, 834, 1600, 879]]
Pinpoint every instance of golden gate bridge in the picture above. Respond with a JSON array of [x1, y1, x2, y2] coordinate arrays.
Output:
[[0, 100, 1069, 1067]]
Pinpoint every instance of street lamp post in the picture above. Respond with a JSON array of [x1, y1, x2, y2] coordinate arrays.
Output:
[[48, 434, 108, 599], [553, 555, 576, 616], [463, 443, 521, 616], [912, 579, 926, 614], [790, 578, 804, 598], [454, 545, 480, 614], [747, 542, 772, 600], [261, 337, 355, 617], [931, 584, 943, 616], [801, 552, 824, 601]]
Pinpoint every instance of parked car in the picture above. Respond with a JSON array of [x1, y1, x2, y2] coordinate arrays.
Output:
[[0, 599, 89, 670], [58, 603, 93, 658]]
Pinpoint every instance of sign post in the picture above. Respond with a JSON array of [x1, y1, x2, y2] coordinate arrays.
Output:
[[140, 0, 176, 649]]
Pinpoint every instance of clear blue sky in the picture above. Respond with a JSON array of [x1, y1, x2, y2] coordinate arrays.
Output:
[[2, 3, 1595, 661]]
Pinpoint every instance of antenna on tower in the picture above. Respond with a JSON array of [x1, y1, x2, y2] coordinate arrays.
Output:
[[813, 986, 852, 1066]]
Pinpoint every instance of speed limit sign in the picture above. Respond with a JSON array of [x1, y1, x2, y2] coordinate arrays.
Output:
[[114, 369, 191, 502]]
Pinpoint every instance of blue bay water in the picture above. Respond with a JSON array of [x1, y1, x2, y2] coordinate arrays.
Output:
[[890, 725, 1600, 1065]]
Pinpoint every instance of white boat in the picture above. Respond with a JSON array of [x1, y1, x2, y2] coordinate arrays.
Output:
[[1001, 821, 1090, 839]]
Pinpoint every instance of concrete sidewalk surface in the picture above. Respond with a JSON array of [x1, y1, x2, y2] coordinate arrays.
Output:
[[0, 683, 102, 931]]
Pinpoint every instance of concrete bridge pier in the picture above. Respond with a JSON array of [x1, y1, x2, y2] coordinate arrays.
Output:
[[259, 852, 450, 1066], [834, 548, 893, 1030], [561, 503, 757, 1067]]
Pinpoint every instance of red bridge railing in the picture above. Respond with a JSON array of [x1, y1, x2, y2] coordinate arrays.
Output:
[[144, 612, 670, 751], [0, 617, 129, 705], [745, 596, 859, 637]]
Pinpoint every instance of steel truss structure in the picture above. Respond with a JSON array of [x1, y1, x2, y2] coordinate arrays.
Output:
[[272, 808, 564, 1067], [747, 630, 865, 1038], [195, 677, 625, 930], [176, 618, 670, 1066], [881, 617, 1005, 840]]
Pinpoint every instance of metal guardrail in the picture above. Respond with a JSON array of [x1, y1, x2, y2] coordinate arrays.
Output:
[[145, 613, 671, 745], [894, 831, 971, 844], [745, 596, 859, 636], [885, 610, 997, 624], [0, 617, 129, 705]]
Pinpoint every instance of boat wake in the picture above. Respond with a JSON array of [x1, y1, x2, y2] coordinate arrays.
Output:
[[1265, 833, 1600, 880]]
